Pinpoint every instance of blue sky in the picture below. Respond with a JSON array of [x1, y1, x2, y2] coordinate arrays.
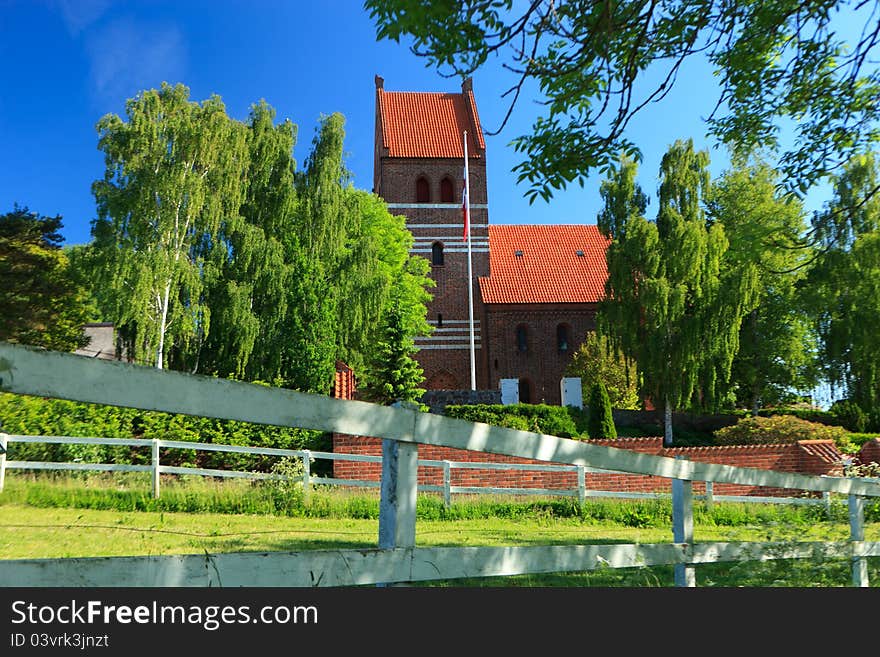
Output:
[[0, 0, 858, 247]]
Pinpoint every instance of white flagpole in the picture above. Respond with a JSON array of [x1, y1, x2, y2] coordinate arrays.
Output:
[[464, 131, 476, 391]]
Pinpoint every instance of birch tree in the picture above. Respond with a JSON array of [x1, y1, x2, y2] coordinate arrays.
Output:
[[598, 140, 758, 444], [91, 83, 247, 368]]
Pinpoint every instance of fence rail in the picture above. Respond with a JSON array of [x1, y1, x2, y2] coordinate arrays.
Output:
[[0, 434, 838, 509], [0, 341, 878, 587]]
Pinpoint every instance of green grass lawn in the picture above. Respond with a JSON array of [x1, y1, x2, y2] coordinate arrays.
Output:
[[2, 473, 878, 586]]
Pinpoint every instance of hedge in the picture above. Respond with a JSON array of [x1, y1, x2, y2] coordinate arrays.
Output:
[[443, 403, 587, 438], [0, 392, 328, 472]]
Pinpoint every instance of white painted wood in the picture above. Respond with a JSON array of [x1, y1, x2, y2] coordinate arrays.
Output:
[[443, 460, 452, 508], [151, 439, 160, 499], [159, 466, 275, 479], [704, 481, 714, 512], [499, 378, 519, 405], [577, 465, 586, 506], [0, 433, 7, 493], [849, 494, 869, 587], [4, 344, 879, 498], [6, 461, 150, 473], [451, 486, 578, 497], [378, 439, 417, 550], [302, 450, 312, 502], [411, 411, 880, 497], [9, 434, 154, 447], [672, 464, 696, 587], [560, 377, 583, 409], [3, 540, 875, 587]]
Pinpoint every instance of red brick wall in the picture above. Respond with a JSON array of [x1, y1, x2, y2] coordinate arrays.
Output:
[[332, 435, 843, 498], [858, 438, 880, 465], [376, 153, 491, 390], [483, 303, 598, 405]]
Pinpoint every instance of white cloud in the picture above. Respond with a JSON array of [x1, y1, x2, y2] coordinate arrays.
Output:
[[84, 17, 187, 106], [55, 0, 114, 35]]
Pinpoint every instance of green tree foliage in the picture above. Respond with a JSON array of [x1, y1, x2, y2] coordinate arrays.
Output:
[[598, 140, 759, 445], [360, 285, 426, 405], [86, 85, 433, 395], [90, 83, 247, 370], [0, 206, 92, 352], [587, 382, 617, 439], [566, 330, 639, 409], [367, 1, 880, 204], [805, 153, 880, 414], [707, 155, 817, 412]]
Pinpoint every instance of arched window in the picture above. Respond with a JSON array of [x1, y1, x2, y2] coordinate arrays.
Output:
[[557, 324, 571, 352], [440, 177, 455, 202], [516, 324, 528, 353], [416, 176, 430, 203], [518, 378, 532, 404], [431, 242, 445, 266]]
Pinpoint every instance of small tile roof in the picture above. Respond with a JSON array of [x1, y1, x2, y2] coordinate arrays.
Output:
[[377, 90, 485, 159], [480, 225, 609, 304], [796, 440, 844, 465]]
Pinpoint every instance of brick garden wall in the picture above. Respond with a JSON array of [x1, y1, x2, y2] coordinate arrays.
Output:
[[332, 434, 844, 498]]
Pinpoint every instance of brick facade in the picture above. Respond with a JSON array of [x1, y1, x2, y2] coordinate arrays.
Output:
[[482, 303, 598, 404], [374, 76, 605, 399], [332, 434, 844, 498]]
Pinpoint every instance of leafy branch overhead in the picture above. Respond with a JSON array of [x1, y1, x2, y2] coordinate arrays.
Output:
[[366, 0, 880, 202]]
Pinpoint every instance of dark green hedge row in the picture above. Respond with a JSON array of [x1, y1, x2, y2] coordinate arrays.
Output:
[[443, 403, 588, 438], [0, 392, 328, 472]]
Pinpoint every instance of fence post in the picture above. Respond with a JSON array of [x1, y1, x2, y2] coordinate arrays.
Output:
[[577, 465, 586, 506], [151, 439, 160, 499], [823, 491, 832, 519], [704, 481, 714, 513], [0, 433, 7, 493], [378, 437, 418, 553], [849, 494, 869, 587], [442, 460, 452, 508], [301, 450, 312, 503], [672, 456, 695, 587]]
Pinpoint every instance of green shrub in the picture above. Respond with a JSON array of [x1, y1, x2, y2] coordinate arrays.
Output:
[[836, 433, 880, 455], [444, 404, 579, 437], [587, 382, 617, 439], [714, 414, 850, 446], [0, 392, 328, 472], [828, 400, 868, 433]]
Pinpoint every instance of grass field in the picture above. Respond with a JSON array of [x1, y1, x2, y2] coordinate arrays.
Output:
[[2, 473, 878, 586]]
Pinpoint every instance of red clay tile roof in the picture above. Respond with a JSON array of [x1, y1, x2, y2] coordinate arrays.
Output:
[[378, 90, 484, 158], [796, 440, 844, 465], [480, 225, 609, 304]]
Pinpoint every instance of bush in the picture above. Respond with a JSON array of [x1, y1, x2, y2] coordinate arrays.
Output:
[[828, 399, 869, 433], [587, 382, 616, 439], [714, 415, 850, 446], [0, 392, 328, 471], [444, 404, 580, 437]]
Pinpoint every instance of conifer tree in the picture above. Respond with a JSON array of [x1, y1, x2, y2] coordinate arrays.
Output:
[[361, 285, 426, 406], [587, 381, 616, 439]]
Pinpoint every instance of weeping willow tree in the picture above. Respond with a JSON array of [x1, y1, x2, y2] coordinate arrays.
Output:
[[598, 140, 759, 444], [806, 152, 880, 413], [707, 155, 816, 413], [89, 86, 432, 394]]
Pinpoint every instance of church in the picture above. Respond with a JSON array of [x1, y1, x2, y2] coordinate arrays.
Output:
[[373, 76, 609, 405]]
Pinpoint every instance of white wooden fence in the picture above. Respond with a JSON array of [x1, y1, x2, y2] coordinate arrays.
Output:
[[0, 342, 878, 587], [0, 434, 837, 510]]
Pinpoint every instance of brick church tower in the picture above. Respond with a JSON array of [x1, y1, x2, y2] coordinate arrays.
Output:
[[373, 75, 490, 390]]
